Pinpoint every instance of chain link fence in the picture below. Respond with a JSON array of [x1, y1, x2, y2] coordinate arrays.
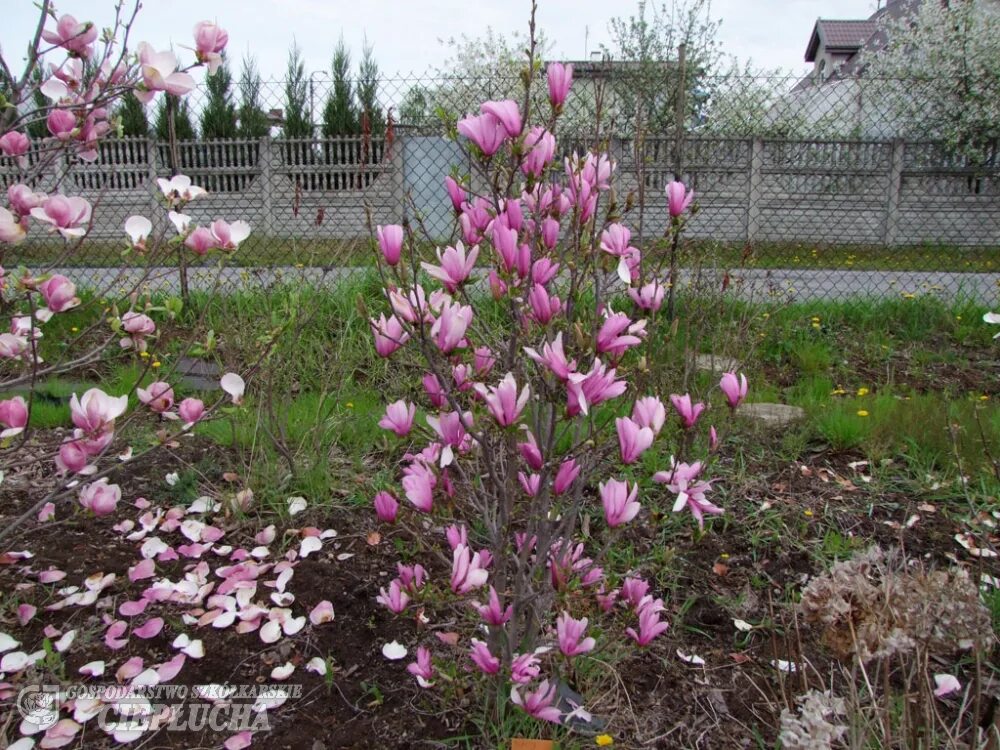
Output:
[[3, 68, 998, 302]]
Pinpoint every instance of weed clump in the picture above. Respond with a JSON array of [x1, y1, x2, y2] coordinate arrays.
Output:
[[779, 690, 848, 750], [799, 546, 991, 662]]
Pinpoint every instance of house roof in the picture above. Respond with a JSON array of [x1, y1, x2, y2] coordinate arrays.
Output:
[[805, 20, 878, 61], [793, 0, 923, 91]]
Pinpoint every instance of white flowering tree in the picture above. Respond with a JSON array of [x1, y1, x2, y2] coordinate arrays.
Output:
[[861, 0, 1000, 162]]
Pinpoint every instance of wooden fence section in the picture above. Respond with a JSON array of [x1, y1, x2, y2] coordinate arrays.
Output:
[[1, 134, 998, 247]]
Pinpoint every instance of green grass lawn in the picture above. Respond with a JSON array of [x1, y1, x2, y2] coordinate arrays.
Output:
[[8, 235, 999, 273]]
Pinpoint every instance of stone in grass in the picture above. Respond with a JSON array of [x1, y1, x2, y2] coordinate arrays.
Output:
[[176, 356, 222, 391], [694, 354, 740, 374], [740, 403, 806, 427]]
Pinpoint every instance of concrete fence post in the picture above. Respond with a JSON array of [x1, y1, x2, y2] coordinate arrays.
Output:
[[884, 139, 905, 247], [746, 137, 764, 243]]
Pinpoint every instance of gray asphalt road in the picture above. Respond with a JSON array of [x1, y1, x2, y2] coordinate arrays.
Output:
[[46, 265, 1000, 304]]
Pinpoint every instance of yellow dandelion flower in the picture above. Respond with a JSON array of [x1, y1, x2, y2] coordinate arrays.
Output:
[[804, 509, 814, 517], [152, 361, 161, 369], [812, 322, 820, 329], [596, 736, 614, 747], [720, 553, 730, 559], [856, 387, 869, 397], [70, 326, 79, 333], [980, 395, 990, 401], [346, 402, 354, 409], [857, 410, 869, 417]]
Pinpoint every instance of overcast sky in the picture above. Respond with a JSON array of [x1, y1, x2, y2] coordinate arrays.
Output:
[[3, 0, 880, 82]]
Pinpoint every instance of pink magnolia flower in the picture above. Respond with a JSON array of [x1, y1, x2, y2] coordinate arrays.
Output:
[[445, 524, 469, 552], [0, 207, 25, 244], [430, 301, 472, 354], [527, 284, 561, 325], [535, 220, 558, 253], [373, 491, 399, 522], [0, 131, 30, 158], [137, 381, 174, 414], [397, 562, 428, 591], [709, 425, 719, 451], [406, 646, 434, 688], [524, 332, 576, 381], [670, 393, 705, 429], [547, 62, 574, 108], [626, 604, 670, 646], [632, 396, 666, 435], [474, 372, 530, 427], [402, 461, 436, 512], [135, 43, 196, 103], [371, 314, 409, 358], [553, 458, 580, 495], [0, 332, 28, 358], [490, 224, 519, 273], [178, 398, 205, 426], [210, 220, 251, 251], [616, 417, 654, 464], [719, 372, 748, 410], [557, 611, 596, 657], [621, 577, 650, 609], [0, 396, 28, 438], [124, 215, 153, 250], [666, 180, 694, 218], [469, 639, 500, 674], [510, 652, 542, 684], [421, 241, 478, 292], [157, 175, 206, 205], [37, 274, 80, 315], [457, 112, 506, 156], [653, 461, 722, 529], [473, 345, 496, 376], [444, 176, 465, 212], [566, 359, 627, 417], [377, 224, 403, 265], [451, 544, 488, 594], [480, 99, 522, 138], [376, 579, 409, 613], [518, 471, 541, 497], [42, 14, 98, 57], [531, 258, 560, 287], [46, 108, 77, 140], [120, 311, 155, 351], [471, 586, 512, 626], [521, 127, 556, 178], [600, 478, 641, 527], [511, 680, 561, 723], [79, 479, 121, 516], [56, 437, 91, 475], [379, 400, 415, 437], [193, 21, 229, 73], [185, 226, 218, 255], [8, 184, 46, 217], [518, 432, 543, 471], [422, 373, 447, 408], [597, 310, 645, 358], [30, 196, 92, 238], [629, 280, 666, 311], [600, 224, 634, 257]]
